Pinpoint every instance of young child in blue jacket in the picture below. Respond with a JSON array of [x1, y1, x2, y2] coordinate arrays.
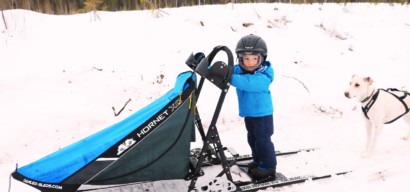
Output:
[[231, 34, 277, 179]]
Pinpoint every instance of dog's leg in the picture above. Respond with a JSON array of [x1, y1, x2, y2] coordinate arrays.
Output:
[[368, 123, 384, 157], [362, 120, 373, 158], [402, 115, 410, 141]]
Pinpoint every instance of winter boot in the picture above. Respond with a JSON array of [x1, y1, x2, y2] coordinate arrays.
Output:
[[247, 162, 258, 174], [251, 167, 276, 180]]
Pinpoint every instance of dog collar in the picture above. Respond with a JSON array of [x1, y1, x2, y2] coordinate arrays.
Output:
[[361, 90, 375, 103]]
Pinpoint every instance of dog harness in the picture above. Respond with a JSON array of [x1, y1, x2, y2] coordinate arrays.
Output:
[[362, 88, 410, 124]]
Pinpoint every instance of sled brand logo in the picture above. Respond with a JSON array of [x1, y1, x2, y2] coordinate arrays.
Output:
[[23, 178, 63, 190], [117, 138, 136, 155], [136, 110, 169, 139], [169, 98, 182, 112]]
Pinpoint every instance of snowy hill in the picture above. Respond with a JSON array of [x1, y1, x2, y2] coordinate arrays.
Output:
[[1, 3, 410, 192]]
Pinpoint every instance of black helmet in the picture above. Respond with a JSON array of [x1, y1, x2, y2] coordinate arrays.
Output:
[[235, 34, 267, 73], [235, 34, 267, 57]]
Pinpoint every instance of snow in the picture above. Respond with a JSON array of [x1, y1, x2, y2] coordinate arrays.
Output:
[[1, 3, 410, 192]]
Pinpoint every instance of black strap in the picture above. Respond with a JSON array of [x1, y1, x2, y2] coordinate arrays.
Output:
[[362, 88, 410, 124], [384, 88, 410, 124], [361, 89, 380, 120]]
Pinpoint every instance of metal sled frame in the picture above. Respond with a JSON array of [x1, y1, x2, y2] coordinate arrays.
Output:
[[184, 45, 236, 191]]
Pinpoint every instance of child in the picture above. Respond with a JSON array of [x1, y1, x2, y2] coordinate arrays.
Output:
[[231, 34, 277, 179]]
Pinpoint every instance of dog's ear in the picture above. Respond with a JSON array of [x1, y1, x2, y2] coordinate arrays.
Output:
[[364, 76, 374, 84]]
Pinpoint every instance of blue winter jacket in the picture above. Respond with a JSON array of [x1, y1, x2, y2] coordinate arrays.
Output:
[[231, 61, 274, 117]]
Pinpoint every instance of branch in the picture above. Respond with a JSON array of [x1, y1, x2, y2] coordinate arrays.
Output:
[[157, 9, 169, 15], [242, 22, 254, 27], [281, 75, 310, 93], [252, 6, 261, 19], [1, 10, 8, 30], [112, 98, 132, 117], [312, 104, 343, 118], [151, 9, 169, 18]]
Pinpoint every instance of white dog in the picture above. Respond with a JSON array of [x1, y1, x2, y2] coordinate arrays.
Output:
[[344, 75, 410, 157]]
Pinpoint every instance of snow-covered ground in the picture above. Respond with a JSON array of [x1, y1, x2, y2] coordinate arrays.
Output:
[[1, 3, 410, 192]]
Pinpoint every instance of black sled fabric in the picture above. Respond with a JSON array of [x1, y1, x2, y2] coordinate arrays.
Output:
[[12, 71, 197, 192]]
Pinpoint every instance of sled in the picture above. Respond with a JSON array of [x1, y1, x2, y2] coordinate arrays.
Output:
[[11, 45, 235, 192]]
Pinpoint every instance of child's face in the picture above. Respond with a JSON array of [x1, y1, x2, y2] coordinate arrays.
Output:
[[242, 54, 260, 71]]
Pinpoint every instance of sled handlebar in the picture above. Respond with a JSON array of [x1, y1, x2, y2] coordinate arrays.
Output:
[[185, 45, 234, 90], [206, 45, 234, 67]]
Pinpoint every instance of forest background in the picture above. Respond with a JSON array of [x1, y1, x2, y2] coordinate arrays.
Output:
[[1, 0, 409, 15]]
